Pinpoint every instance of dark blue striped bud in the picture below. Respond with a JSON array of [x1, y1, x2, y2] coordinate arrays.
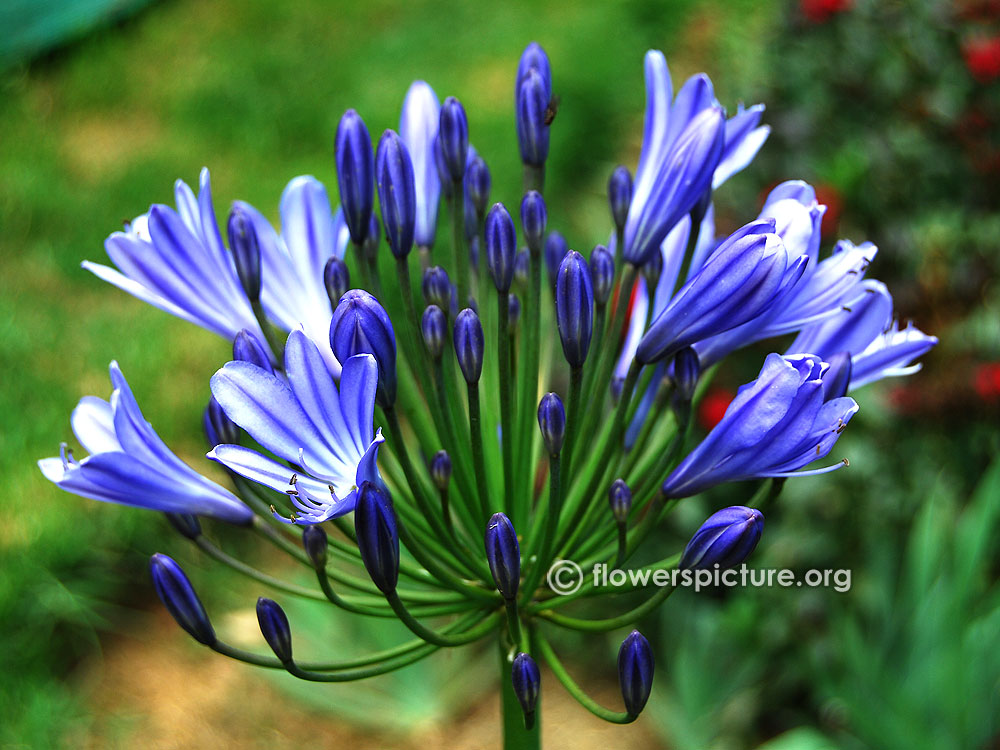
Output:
[[508, 294, 521, 330], [642, 247, 663, 288], [430, 450, 452, 491], [301, 525, 328, 569], [673, 347, 700, 402], [511, 652, 541, 730], [618, 630, 654, 716], [822, 351, 853, 401], [335, 109, 374, 244], [608, 165, 633, 233], [680, 506, 764, 570], [486, 203, 517, 294], [421, 265, 451, 311], [516, 67, 550, 167], [555, 250, 594, 368], [589, 245, 614, 307], [432, 134, 452, 199], [537, 392, 566, 455], [226, 206, 261, 302], [520, 191, 547, 250], [233, 329, 274, 374], [438, 97, 469, 182], [165, 512, 202, 540], [421, 304, 447, 358], [465, 155, 491, 217], [514, 249, 530, 287], [203, 396, 239, 447], [376, 130, 417, 259], [323, 256, 350, 307], [354, 481, 399, 595], [516, 42, 552, 100], [608, 478, 632, 524], [330, 290, 396, 408], [485, 512, 520, 600], [544, 231, 568, 289], [453, 308, 484, 384], [150, 553, 215, 645], [256, 597, 293, 663]]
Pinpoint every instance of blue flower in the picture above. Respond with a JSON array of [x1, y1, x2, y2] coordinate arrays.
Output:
[[208, 330, 384, 524], [39, 362, 252, 524], [400, 80, 442, 249], [661, 353, 858, 498], [787, 280, 937, 389]]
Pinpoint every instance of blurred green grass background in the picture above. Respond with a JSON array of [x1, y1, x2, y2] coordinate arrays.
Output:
[[1, 0, 998, 747]]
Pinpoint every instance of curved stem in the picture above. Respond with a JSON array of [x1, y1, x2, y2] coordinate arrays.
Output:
[[386, 591, 501, 646], [535, 583, 675, 633]]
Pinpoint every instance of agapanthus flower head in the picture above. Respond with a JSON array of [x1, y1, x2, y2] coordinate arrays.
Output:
[[376, 129, 417, 259], [400, 80, 441, 248], [256, 597, 293, 663], [680, 506, 764, 570], [330, 289, 397, 408], [208, 331, 383, 523], [39, 362, 253, 524], [335, 109, 375, 245], [355, 481, 400, 595], [150, 554, 215, 645], [618, 630, 654, 716], [486, 202, 517, 293], [661, 353, 859, 498]]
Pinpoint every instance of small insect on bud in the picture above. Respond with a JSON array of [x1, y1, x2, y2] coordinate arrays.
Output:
[[680, 506, 764, 570], [618, 630, 654, 717], [485, 512, 520, 600], [256, 597, 293, 664], [150, 553, 215, 646]]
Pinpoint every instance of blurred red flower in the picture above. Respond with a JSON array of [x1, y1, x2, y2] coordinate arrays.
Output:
[[698, 387, 734, 431], [962, 36, 1000, 81], [813, 183, 843, 238], [973, 362, 1000, 401], [801, 0, 852, 23]]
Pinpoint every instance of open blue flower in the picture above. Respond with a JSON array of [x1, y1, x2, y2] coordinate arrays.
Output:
[[38, 362, 252, 524], [208, 329, 383, 523], [661, 353, 858, 498]]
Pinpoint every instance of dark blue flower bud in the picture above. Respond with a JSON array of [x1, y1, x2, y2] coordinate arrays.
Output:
[[537, 392, 566, 455], [330, 290, 397, 408], [421, 304, 447, 358], [256, 597, 293, 663], [438, 97, 469, 183], [301, 525, 328, 569], [454, 308, 484, 384], [422, 265, 451, 311], [323, 256, 350, 307], [511, 652, 541, 730], [673, 347, 700, 402], [516, 67, 550, 167], [514, 249, 530, 287], [520, 191, 547, 250], [822, 351, 853, 401], [544, 231, 568, 289], [608, 165, 633, 234], [150, 553, 215, 645], [680, 506, 764, 570], [226, 206, 261, 302], [203, 396, 239, 447], [485, 512, 520, 600], [361, 213, 381, 262], [555, 250, 594, 368], [465, 155, 491, 218], [430, 450, 452, 491], [354, 481, 399, 595], [589, 245, 614, 307], [335, 109, 374, 244], [468, 234, 480, 273], [486, 203, 517, 294], [508, 294, 521, 330], [516, 42, 552, 99], [233, 329, 274, 375], [618, 630, 654, 716], [642, 247, 663, 288], [376, 130, 417, 259], [608, 479, 632, 524], [432, 135, 453, 200], [165, 512, 202, 539]]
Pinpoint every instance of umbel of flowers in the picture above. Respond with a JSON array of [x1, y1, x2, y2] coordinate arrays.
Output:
[[40, 43, 935, 748]]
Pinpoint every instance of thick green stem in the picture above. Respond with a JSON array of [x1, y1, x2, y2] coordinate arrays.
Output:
[[563, 365, 584, 477]]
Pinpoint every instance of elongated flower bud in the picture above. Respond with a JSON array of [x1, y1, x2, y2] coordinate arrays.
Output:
[[226, 207, 261, 302], [323, 257, 350, 307], [511, 652, 541, 730], [538, 392, 565, 455], [642, 247, 663, 289], [203, 396, 238, 447], [589, 245, 614, 307], [486, 203, 517, 294], [150, 553, 215, 645], [608, 165, 633, 234], [165, 512, 202, 540], [301, 525, 328, 569], [422, 266, 451, 311], [680, 506, 764, 570], [520, 191, 547, 250], [516, 42, 552, 99], [514, 249, 530, 287], [335, 109, 374, 244], [354, 481, 399, 595], [673, 347, 700, 402], [508, 294, 522, 330], [822, 351, 853, 401], [608, 478, 632, 524], [233, 329, 274, 374], [256, 597, 293, 663], [330, 290, 397, 408], [516, 67, 550, 167], [438, 97, 469, 182], [400, 80, 441, 248], [376, 130, 417, 259], [556, 250, 594, 368], [421, 304, 447, 358], [430, 450, 452, 491], [465, 155, 491, 217], [544, 231, 568, 289], [454, 308, 484, 384], [618, 630, 654, 716], [485, 512, 520, 600]]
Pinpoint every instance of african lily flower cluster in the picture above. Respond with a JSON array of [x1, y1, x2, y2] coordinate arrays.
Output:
[[40, 43, 935, 745]]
